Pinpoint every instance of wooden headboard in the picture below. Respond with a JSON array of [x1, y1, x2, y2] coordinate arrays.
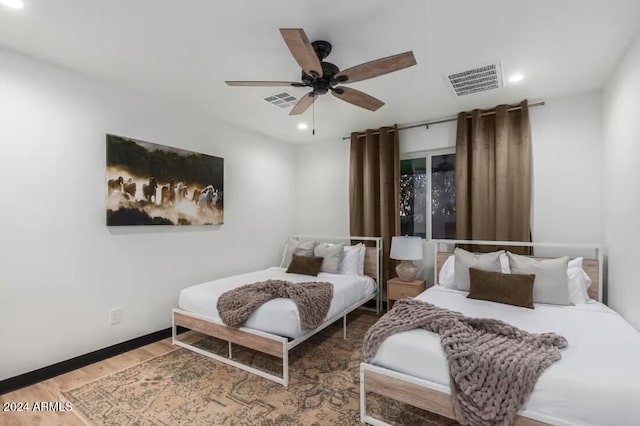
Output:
[[433, 240, 603, 303], [364, 247, 379, 281]]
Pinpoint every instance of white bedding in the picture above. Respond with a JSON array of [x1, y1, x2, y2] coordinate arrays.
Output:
[[179, 267, 376, 339], [372, 286, 640, 426]]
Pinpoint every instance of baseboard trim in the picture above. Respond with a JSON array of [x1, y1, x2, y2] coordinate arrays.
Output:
[[0, 326, 188, 395]]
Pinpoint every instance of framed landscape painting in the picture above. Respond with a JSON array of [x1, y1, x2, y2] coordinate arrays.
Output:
[[106, 134, 224, 226]]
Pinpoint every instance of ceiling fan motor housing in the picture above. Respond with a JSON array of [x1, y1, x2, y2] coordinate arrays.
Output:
[[302, 60, 340, 94], [311, 40, 332, 60]]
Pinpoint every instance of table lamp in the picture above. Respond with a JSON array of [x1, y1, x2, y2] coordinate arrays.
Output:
[[390, 236, 423, 281]]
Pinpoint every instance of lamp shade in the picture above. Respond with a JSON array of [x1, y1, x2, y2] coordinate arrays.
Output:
[[390, 236, 423, 261]]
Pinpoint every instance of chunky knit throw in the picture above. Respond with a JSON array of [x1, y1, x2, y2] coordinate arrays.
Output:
[[363, 298, 567, 426], [217, 280, 333, 330]]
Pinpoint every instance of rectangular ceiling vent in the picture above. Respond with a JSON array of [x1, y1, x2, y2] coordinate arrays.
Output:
[[264, 91, 299, 109], [446, 63, 503, 96]]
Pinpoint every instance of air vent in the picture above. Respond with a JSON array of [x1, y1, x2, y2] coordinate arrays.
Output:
[[264, 91, 299, 109], [446, 63, 503, 96]]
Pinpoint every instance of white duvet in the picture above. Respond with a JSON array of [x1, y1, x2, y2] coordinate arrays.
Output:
[[178, 267, 376, 339], [371, 286, 640, 426]]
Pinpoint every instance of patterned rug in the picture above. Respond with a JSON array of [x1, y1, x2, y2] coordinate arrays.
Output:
[[62, 311, 458, 426]]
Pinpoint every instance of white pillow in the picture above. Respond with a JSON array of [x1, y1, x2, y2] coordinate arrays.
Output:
[[499, 253, 511, 274], [568, 257, 591, 304], [439, 255, 455, 288], [439, 252, 510, 289], [340, 243, 366, 276], [279, 238, 297, 268]]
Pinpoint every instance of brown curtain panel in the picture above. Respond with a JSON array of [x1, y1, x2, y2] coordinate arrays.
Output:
[[455, 100, 532, 254], [349, 126, 400, 282]]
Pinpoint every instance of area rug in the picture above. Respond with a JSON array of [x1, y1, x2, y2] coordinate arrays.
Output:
[[62, 312, 458, 426]]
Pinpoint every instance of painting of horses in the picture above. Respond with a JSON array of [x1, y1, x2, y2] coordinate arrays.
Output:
[[106, 134, 224, 226]]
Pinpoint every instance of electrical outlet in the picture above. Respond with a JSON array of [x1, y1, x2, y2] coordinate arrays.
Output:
[[109, 308, 123, 325]]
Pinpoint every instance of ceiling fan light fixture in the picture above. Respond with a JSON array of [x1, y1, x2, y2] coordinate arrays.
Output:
[[297, 123, 308, 130], [0, 0, 24, 9]]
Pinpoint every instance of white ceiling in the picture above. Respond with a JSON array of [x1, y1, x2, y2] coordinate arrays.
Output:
[[1, 0, 639, 143]]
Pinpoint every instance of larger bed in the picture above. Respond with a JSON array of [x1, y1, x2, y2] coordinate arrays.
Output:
[[361, 240, 640, 426], [173, 235, 382, 387]]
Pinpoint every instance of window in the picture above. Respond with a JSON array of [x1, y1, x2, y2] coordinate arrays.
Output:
[[430, 153, 456, 239], [400, 158, 427, 238], [400, 151, 456, 239]]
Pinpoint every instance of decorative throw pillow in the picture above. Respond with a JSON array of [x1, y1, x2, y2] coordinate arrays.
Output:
[[314, 243, 344, 274], [286, 254, 324, 276], [440, 252, 511, 288], [453, 248, 503, 291], [467, 268, 535, 309], [507, 252, 571, 305], [280, 239, 316, 268]]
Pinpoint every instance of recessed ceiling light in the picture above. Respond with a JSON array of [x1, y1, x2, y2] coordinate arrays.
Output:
[[297, 123, 308, 130], [508, 73, 524, 83], [0, 0, 24, 9]]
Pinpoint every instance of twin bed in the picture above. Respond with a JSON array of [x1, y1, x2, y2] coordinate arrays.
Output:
[[172, 235, 382, 387], [361, 240, 640, 426], [173, 237, 640, 425]]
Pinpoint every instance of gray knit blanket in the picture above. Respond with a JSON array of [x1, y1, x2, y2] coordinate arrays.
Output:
[[363, 299, 567, 426], [217, 280, 333, 330]]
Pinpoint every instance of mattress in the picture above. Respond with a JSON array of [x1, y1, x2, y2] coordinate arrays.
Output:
[[371, 286, 640, 426], [179, 267, 376, 339]]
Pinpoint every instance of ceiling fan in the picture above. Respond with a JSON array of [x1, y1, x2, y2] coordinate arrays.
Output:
[[225, 28, 417, 115]]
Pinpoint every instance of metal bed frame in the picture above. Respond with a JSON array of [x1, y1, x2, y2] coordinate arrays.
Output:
[[172, 235, 382, 387], [360, 239, 603, 425]]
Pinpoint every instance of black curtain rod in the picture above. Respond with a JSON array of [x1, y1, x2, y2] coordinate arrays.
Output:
[[342, 101, 546, 140]]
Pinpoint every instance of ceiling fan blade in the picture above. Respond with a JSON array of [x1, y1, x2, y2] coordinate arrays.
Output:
[[335, 51, 416, 84], [279, 28, 323, 78], [289, 92, 316, 115], [225, 81, 305, 87], [331, 87, 384, 111]]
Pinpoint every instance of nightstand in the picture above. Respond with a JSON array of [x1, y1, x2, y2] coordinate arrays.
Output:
[[387, 277, 426, 311]]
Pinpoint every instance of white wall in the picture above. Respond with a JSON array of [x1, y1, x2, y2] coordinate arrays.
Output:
[[295, 139, 350, 235], [530, 92, 603, 246], [400, 121, 457, 153], [295, 92, 604, 283], [603, 34, 640, 330], [0, 49, 296, 381]]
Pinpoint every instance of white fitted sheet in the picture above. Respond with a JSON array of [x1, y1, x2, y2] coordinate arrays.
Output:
[[179, 267, 376, 338], [372, 286, 640, 426]]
